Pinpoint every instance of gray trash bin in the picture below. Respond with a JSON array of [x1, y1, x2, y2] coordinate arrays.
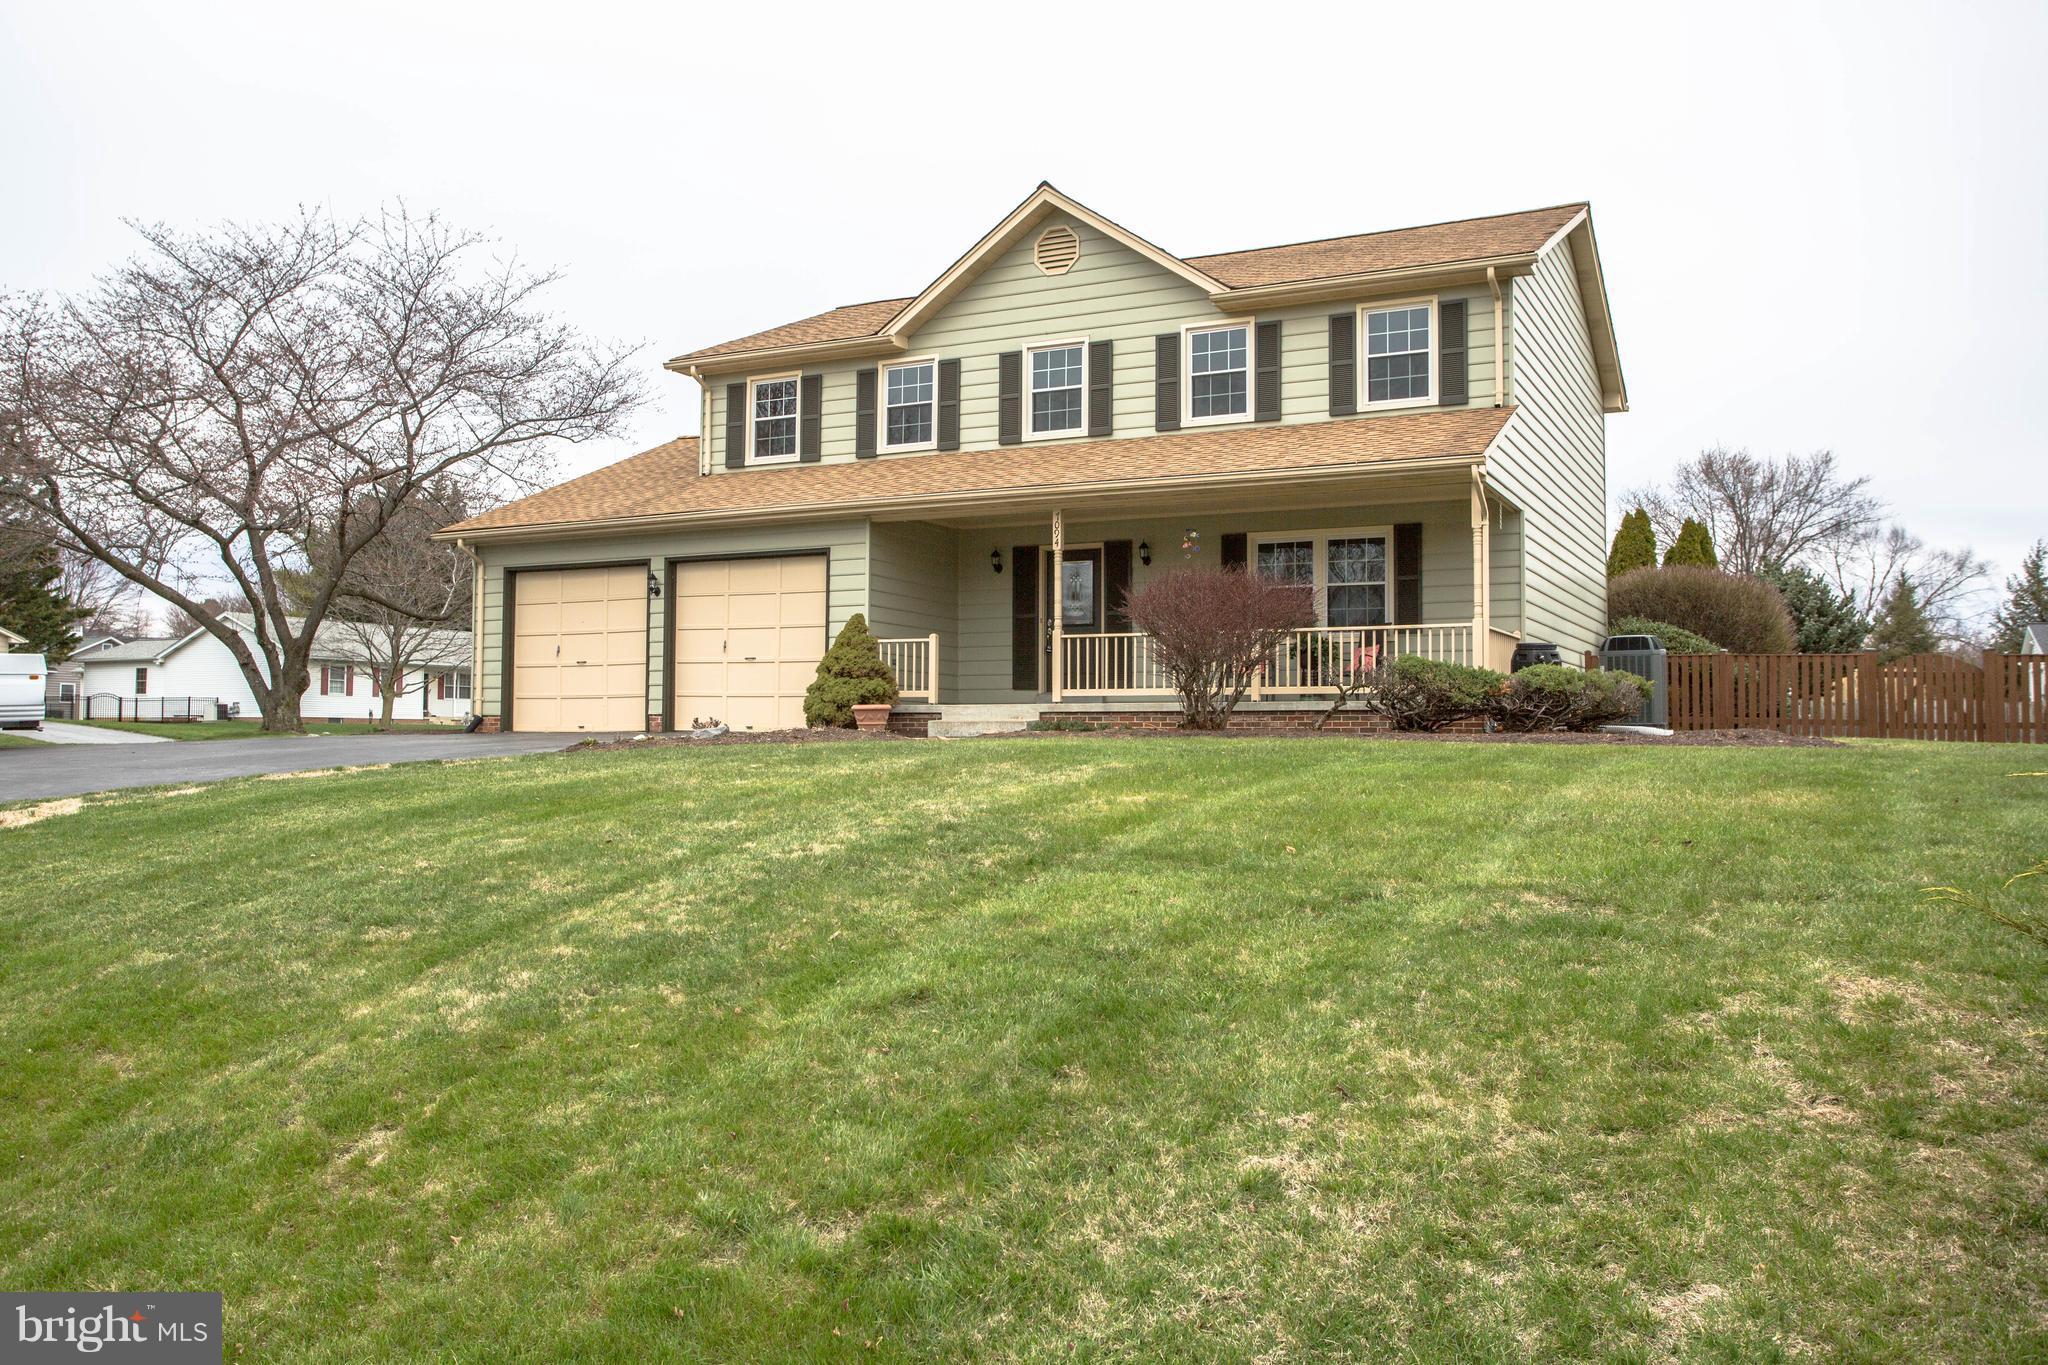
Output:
[[1597, 634, 1668, 727]]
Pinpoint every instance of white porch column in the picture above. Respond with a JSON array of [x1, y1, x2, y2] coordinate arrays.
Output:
[[1050, 507, 1065, 702], [1470, 471, 1487, 667]]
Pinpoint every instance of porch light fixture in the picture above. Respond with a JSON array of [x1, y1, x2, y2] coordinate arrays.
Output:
[[1138, 541, 1151, 566], [647, 569, 662, 599], [990, 547, 1003, 575]]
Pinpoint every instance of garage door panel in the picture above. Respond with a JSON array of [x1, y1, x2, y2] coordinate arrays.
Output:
[[512, 566, 646, 732], [604, 597, 644, 632], [672, 554, 830, 733], [515, 601, 562, 635], [561, 599, 608, 634]]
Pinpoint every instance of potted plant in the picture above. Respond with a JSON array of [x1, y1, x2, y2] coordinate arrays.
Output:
[[802, 613, 900, 731]]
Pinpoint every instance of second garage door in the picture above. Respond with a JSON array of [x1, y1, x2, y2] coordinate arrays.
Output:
[[511, 564, 647, 732], [674, 555, 828, 732]]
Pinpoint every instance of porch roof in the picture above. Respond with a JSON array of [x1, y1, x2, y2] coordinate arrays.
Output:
[[443, 408, 1513, 540]]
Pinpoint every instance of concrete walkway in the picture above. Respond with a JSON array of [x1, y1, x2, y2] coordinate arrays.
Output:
[[11, 722, 175, 745], [0, 731, 604, 802]]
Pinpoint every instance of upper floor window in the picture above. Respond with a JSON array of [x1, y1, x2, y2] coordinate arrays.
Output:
[[882, 359, 936, 452], [1186, 323, 1250, 424], [1027, 341, 1085, 437], [750, 375, 799, 463], [1362, 299, 1435, 407]]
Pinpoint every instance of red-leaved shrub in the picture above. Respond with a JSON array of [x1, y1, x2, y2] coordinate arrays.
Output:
[[1124, 567, 1314, 728]]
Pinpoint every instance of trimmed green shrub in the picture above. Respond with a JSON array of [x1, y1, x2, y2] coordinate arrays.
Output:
[[1606, 508, 1657, 579], [802, 613, 898, 728], [1364, 655, 1505, 731], [1491, 665, 1648, 732], [1663, 517, 1720, 567], [1609, 615, 1722, 654], [1759, 564, 1868, 653], [1607, 565, 1796, 653]]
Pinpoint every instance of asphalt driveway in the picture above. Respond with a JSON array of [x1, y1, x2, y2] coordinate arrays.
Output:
[[0, 731, 602, 802]]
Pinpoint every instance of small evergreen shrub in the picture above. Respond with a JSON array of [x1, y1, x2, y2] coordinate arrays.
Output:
[[1364, 655, 1505, 731], [1606, 508, 1657, 579], [1608, 615, 1722, 654], [802, 613, 898, 728], [1607, 566, 1796, 653], [1663, 517, 1720, 567], [1491, 665, 1648, 732]]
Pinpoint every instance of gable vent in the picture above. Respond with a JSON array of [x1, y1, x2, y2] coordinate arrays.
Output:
[[1033, 224, 1080, 276]]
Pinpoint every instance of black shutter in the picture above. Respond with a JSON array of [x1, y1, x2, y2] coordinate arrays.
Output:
[[798, 373, 823, 461], [1438, 299, 1468, 407], [937, 358, 961, 451], [1153, 333, 1180, 431], [1010, 544, 1039, 691], [1394, 523, 1423, 624], [998, 351, 1023, 445], [1220, 532, 1247, 571], [1088, 339, 1113, 437], [724, 382, 746, 468], [1254, 319, 1282, 422], [1328, 314, 1357, 416], [1102, 540, 1134, 631], [854, 368, 878, 458]]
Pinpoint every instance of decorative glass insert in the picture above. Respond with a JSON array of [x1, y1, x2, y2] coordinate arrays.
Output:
[[1326, 536, 1389, 626], [1255, 540, 1314, 586], [1189, 325, 1249, 419], [1029, 345, 1084, 434], [884, 361, 935, 447], [1365, 305, 1431, 403], [752, 377, 799, 459], [1061, 558, 1096, 629]]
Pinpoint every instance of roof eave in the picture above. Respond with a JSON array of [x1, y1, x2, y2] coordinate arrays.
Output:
[[1207, 253, 1541, 309], [665, 332, 910, 378]]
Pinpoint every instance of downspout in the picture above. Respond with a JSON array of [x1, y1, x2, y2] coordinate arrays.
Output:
[[457, 536, 481, 720], [1487, 266, 1505, 406]]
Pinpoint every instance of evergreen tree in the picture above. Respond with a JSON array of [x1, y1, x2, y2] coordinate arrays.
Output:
[[1606, 508, 1656, 579], [1663, 517, 1720, 568], [1988, 540, 2048, 653], [1868, 575, 1938, 662], [1762, 563, 1868, 653], [801, 613, 898, 728], [0, 548, 87, 661]]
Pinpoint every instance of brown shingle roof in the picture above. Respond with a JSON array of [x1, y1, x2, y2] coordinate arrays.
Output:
[[1185, 204, 1586, 288], [447, 409, 1513, 536], [669, 203, 1586, 365]]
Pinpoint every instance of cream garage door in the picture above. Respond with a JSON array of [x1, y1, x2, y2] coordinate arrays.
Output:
[[674, 556, 828, 731], [511, 565, 647, 732]]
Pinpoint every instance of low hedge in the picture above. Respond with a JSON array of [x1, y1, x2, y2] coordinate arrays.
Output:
[[1490, 665, 1649, 732], [1609, 615, 1723, 654], [1365, 656, 1506, 731]]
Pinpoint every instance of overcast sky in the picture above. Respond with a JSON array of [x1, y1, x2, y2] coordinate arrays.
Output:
[[3, 0, 2042, 604]]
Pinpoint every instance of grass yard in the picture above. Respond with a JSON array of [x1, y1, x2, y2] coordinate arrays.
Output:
[[0, 732, 44, 748], [1, 739, 2042, 1361], [71, 717, 456, 740]]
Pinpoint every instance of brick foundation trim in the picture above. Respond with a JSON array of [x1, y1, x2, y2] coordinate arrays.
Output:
[[475, 715, 502, 733], [1042, 709, 1487, 734], [885, 713, 931, 737], [645, 715, 665, 733]]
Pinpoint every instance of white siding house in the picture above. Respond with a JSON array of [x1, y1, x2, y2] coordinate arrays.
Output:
[[76, 615, 472, 721]]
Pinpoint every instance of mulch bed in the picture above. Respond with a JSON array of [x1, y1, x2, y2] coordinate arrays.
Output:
[[581, 726, 1837, 750]]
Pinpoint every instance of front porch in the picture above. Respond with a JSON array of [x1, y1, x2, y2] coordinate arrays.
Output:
[[863, 469, 1524, 710]]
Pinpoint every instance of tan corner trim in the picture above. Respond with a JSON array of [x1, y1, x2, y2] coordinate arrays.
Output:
[[1487, 266, 1506, 407], [1209, 254, 1538, 311]]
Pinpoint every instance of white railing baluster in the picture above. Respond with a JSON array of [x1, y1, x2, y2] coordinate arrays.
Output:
[[1049, 624, 1473, 697], [876, 636, 938, 701]]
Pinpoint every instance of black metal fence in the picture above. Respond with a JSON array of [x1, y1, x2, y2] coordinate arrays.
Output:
[[56, 694, 223, 722]]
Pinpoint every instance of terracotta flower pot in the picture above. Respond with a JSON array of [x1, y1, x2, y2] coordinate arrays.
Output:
[[851, 703, 893, 732]]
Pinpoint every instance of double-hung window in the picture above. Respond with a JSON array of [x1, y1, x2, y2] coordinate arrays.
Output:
[[323, 663, 348, 695], [1253, 529, 1393, 626], [1026, 341, 1085, 437], [749, 375, 799, 463], [1185, 322, 1250, 424], [447, 669, 471, 701], [134, 667, 148, 695], [882, 359, 936, 451], [1361, 299, 1435, 407]]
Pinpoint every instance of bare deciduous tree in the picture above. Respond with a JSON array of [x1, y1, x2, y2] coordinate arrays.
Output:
[[0, 207, 640, 730], [1124, 567, 1315, 729], [1627, 448, 1882, 576], [1824, 524, 1992, 648]]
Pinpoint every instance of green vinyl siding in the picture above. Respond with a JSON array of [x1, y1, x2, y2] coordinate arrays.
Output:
[[866, 521, 958, 644], [701, 212, 1501, 469], [1484, 240, 1609, 658], [473, 520, 867, 724]]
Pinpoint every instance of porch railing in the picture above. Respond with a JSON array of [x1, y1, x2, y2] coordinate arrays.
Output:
[[1061, 623, 1476, 697], [878, 634, 939, 701]]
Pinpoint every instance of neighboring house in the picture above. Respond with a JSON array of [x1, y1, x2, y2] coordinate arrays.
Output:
[[45, 633, 124, 712], [440, 184, 1625, 733], [2026, 623, 2048, 655], [76, 614, 473, 720], [0, 625, 26, 653]]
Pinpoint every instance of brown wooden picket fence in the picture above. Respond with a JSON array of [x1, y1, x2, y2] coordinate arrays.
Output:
[[1585, 651, 2048, 742]]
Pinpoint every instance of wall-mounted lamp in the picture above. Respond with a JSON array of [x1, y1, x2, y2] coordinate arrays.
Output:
[[990, 547, 1004, 575], [647, 569, 662, 599], [1137, 540, 1152, 566]]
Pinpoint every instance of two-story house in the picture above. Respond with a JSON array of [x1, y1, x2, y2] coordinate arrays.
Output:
[[440, 184, 1625, 733]]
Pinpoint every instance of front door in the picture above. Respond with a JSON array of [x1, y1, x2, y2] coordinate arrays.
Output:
[[1040, 547, 1102, 688]]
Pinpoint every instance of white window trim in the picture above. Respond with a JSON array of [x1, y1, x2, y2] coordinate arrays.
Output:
[[447, 669, 472, 701], [1022, 336, 1089, 442], [1181, 318, 1256, 428], [1252, 525, 1397, 626], [879, 355, 940, 454], [322, 663, 348, 695], [1357, 296, 1438, 411], [747, 371, 802, 465]]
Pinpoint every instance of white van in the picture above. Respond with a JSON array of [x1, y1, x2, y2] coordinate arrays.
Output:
[[0, 653, 47, 729]]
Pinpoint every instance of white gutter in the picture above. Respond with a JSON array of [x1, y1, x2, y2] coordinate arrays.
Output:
[[1487, 266, 1506, 407]]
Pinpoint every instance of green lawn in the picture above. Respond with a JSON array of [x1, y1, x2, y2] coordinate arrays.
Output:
[[0, 731, 43, 748], [70, 717, 456, 740], [2, 739, 2042, 1361]]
